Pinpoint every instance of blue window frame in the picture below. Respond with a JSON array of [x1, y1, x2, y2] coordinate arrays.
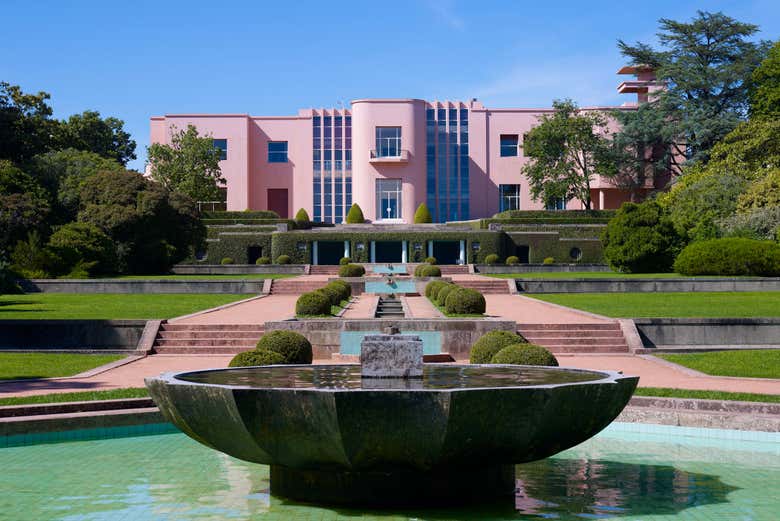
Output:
[[268, 141, 288, 163], [499, 184, 521, 212], [212, 139, 227, 160], [545, 197, 567, 211], [375, 127, 401, 157], [500, 134, 518, 157]]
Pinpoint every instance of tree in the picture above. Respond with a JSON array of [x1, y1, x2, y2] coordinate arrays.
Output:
[[618, 11, 770, 164], [737, 168, 780, 212], [47, 222, 117, 276], [57, 110, 136, 165], [522, 99, 610, 210], [413, 203, 433, 223], [0, 82, 56, 164], [750, 40, 780, 119], [147, 125, 225, 201], [346, 203, 365, 224], [0, 161, 50, 252]]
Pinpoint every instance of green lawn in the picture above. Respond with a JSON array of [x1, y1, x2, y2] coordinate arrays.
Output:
[[633, 387, 780, 403], [486, 272, 748, 279], [527, 292, 780, 318], [0, 293, 248, 319], [0, 387, 149, 406], [0, 353, 124, 380], [114, 274, 297, 280], [656, 350, 780, 379]]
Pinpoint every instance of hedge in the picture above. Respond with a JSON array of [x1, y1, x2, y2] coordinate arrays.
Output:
[[491, 210, 616, 220], [338, 264, 365, 277], [418, 265, 441, 277], [327, 280, 352, 301], [296, 292, 332, 316], [257, 330, 313, 364], [228, 349, 286, 367], [315, 286, 343, 307], [673, 238, 780, 276], [425, 280, 451, 300], [490, 344, 558, 366], [469, 331, 526, 363], [435, 283, 458, 306], [505, 233, 604, 264], [444, 287, 486, 315], [202, 233, 273, 264]]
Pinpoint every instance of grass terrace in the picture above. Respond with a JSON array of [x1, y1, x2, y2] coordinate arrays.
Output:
[[633, 387, 780, 403], [114, 274, 297, 280], [0, 353, 125, 380], [485, 272, 757, 279], [656, 350, 780, 379], [527, 292, 780, 318], [0, 294, 248, 320]]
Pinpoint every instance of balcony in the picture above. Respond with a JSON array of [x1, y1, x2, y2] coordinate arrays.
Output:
[[369, 149, 409, 163]]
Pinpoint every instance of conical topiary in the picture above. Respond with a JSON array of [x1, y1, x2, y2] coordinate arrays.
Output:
[[346, 203, 365, 224], [414, 203, 433, 223], [294, 208, 310, 223]]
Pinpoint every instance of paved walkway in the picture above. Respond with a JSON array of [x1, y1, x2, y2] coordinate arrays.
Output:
[[172, 295, 298, 324], [342, 295, 378, 319], [404, 296, 442, 318], [485, 294, 610, 324]]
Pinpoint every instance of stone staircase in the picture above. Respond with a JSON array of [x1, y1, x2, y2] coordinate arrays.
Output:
[[152, 323, 264, 354], [517, 322, 629, 353], [438, 265, 470, 275], [454, 279, 511, 294], [270, 278, 326, 294], [309, 265, 340, 275]]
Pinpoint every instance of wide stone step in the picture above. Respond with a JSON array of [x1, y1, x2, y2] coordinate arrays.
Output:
[[153, 346, 252, 355], [520, 330, 623, 338], [155, 338, 258, 347], [523, 336, 627, 346], [518, 323, 620, 331], [158, 331, 263, 339], [160, 323, 265, 332], [548, 345, 629, 353]]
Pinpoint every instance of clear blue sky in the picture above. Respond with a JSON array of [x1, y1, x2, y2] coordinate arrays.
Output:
[[3, 0, 778, 171]]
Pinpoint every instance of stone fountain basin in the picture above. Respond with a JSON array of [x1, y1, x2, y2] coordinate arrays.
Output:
[[146, 364, 638, 472]]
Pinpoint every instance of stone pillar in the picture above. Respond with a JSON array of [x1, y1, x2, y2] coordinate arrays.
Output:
[[313, 241, 319, 265], [427, 241, 433, 259], [370, 242, 376, 263], [459, 240, 466, 264], [599, 190, 605, 210], [344, 240, 350, 259], [401, 241, 408, 263]]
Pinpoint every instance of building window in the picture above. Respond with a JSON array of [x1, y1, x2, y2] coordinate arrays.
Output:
[[375, 127, 401, 157], [499, 184, 521, 212], [212, 139, 227, 160], [500, 134, 518, 157], [545, 197, 567, 210], [268, 141, 288, 163], [376, 178, 402, 220]]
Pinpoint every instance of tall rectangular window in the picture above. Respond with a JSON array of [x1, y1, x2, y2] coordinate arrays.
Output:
[[500, 134, 519, 157], [212, 139, 227, 160], [545, 197, 567, 211], [267, 141, 288, 163], [375, 127, 401, 157], [499, 184, 521, 212], [425, 105, 468, 222]]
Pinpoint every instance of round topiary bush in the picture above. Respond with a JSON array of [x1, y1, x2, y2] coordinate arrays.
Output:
[[543, 257, 555, 265], [673, 238, 780, 276], [490, 343, 558, 366], [220, 257, 234, 265], [256, 257, 271, 265], [328, 279, 352, 299], [228, 349, 286, 367], [295, 291, 331, 316], [338, 263, 365, 277], [294, 208, 310, 224], [484, 254, 499, 265], [418, 265, 441, 277], [425, 256, 437, 265], [425, 280, 450, 300], [276, 255, 291, 265], [444, 287, 486, 315], [435, 283, 458, 306], [256, 330, 313, 364], [469, 331, 527, 363], [506, 256, 519, 265], [315, 285, 342, 307], [339, 257, 352, 265]]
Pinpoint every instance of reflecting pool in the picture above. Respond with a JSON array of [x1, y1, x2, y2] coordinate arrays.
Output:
[[1, 422, 777, 520]]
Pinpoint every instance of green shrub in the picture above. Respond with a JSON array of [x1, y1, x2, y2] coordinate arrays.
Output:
[[257, 330, 313, 364], [506, 255, 519, 265], [491, 343, 558, 366], [338, 263, 365, 277], [414, 203, 433, 224], [326, 281, 351, 302], [484, 254, 500, 265], [346, 203, 365, 224], [543, 257, 555, 265], [673, 238, 780, 276], [425, 280, 450, 299], [294, 208, 310, 224], [425, 256, 437, 265], [469, 331, 527, 363], [295, 291, 332, 316], [220, 257, 234, 265], [256, 256, 271, 265], [47, 222, 117, 276], [444, 287, 486, 315], [228, 349, 286, 367], [315, 285, 343, 307], [418, 265, 441, 277], [339, 257, 352, 265], [276, 255, 291, 264], [602, 201, 682, 273], [435, 283, 458, 306]]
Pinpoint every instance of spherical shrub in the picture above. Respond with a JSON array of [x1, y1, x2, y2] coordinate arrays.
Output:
[[276, 255, 291, 264], [444, 287, 486, 315], [315, 285, 342, 306], [490, 343, 558, 366], [673, 238, 780, 276], [484, 254, 499, 265], [338, 264, 365, 277], [418, 265, 442, 277], [228, 349, 286, 367], [339, 257, 352, 265], [425, 280, 450, 299], [256, 257, 271, 265], [425, 256, 437, 265], [506, 256, 519, 265], [257, 330, 313, 364], [413, 264, 424, 276], [328, 279, 352, 299], [220, 257, 234, 265], [295, 291, 331, 316], [469, 331, 527, 363], [435, 283, 458, 306], [543, 257, 555, 265]]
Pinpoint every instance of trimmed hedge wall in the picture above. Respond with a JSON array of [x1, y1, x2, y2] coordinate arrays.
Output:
[[492, 210, 616, 219], [203, 210, 280, 219], [505, 233, 604, 264], [204, 234, 273, 264]]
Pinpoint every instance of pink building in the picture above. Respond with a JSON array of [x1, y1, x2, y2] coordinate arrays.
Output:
[[149, 67, 662, 222]]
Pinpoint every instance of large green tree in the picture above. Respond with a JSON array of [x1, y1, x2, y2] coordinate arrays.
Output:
[[0, 82, 57, 164], [147, 125, 225, 202], [522, 99, 610, 209], [57, 110, 136, 165], [750, 40, 780, 119], [618, 11, 769, 164], [0, 160, 50, 252]]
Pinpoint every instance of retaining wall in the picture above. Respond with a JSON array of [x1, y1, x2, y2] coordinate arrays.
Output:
[[19, 279, 265, 294], [0, 320, 147, 350], [515, 278, 780, 293], [634, 318, 780, 348], [172, 264, 306, 275]]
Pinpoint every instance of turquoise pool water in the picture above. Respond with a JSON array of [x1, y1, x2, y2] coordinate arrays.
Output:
[[364, 279, 417, 293], [340, 330, 442, 354], [1, 423, 777, 520], [371, 265, 408, 274]]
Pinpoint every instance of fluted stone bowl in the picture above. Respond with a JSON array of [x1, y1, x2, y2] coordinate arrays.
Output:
[[146, 364, 637, 505]]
